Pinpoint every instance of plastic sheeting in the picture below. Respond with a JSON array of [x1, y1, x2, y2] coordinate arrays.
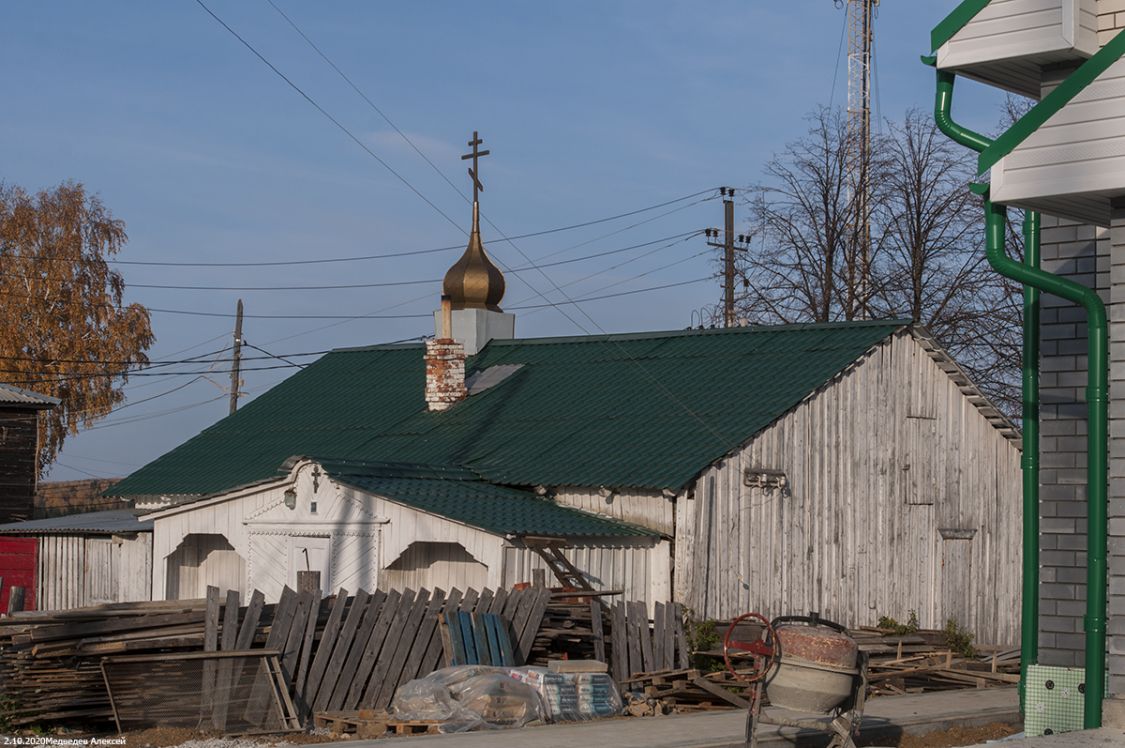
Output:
[[391, 665, 623, 732]]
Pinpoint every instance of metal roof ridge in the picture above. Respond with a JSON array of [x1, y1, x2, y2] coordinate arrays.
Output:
[[472, 319, 910, 349]]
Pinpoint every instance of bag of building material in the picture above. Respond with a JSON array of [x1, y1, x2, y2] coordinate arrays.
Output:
[[391, 665, 543, 733], [507, 667, 622, 721]]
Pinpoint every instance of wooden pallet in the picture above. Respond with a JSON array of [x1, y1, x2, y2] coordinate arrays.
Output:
[[313, 709, 389, 738], [387, 718, 443, 735]]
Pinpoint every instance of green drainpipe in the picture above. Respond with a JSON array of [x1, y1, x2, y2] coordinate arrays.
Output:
[[1021, 209, 1040, 716], [930, 65, 1108, 728]]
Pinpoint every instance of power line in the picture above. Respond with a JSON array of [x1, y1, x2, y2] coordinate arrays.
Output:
[[41, 191, 712, 268], [0, 231, 701, 292], [194, 0, 466, 234]]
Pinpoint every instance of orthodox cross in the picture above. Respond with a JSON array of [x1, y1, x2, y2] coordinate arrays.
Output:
[[310, 466, 321, 493], [461, 130, 490, 203]]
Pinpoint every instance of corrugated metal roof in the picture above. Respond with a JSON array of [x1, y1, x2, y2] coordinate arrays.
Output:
[[0, 508, 151, 535], [0, 383, 60, 409], [320, 460, 655, 538], [109, 321, 908, 498]]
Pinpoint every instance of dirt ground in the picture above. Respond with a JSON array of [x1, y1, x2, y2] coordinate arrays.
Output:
[[881, 721, 1023, 747]]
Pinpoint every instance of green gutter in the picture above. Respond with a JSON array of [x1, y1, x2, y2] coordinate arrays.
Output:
[[932, 65, 1108, 727], [930, 0, 990, 52], [979, 28, 1125, 173]]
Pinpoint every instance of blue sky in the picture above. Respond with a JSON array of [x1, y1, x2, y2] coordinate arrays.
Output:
[[0, 1, 1004, 481]]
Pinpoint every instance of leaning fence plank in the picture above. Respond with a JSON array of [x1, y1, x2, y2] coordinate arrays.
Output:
[[244, 587, 297, 723], [632, 601, 654, 673], [200, 586, 220, 723], [375, 589, 433, 710], [342, 590, 397, 711], [293, 590, 327, 719], [327, 590, 385, 711], [663, 602, 676, 671], [399, 588, 445, 686], [434, 589, 463, 669], [328, 589, 387, 706], [212, 589, 240, 730], [590, 598, 606, 664], [301, 588, 347, 711], [312, 588, 370, 713], [652, 601, 666, 672], [488, 587, 508, 615], [473, 611, 493, 666], [672, 602, 689, 669], [516, 586, 551, 665], [626, 604, 643, 678], [610, 602, 627, 682], [281, 591, 315, 686], [359, 587, 417, 709]]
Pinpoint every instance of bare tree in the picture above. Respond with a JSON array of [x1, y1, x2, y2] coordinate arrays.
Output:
[[738, 107, 883, 323], [738, 107, 1023, 415]]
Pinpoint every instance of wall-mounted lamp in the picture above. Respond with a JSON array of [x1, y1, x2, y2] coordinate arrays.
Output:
[[597, 485, 615, 504], [283, 487, 297, 510], [743, 468, 788, 493]]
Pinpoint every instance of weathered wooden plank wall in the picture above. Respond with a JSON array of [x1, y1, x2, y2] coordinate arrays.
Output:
[[35, 534, 152, 610], [554, 487, 674, 535], [674, 332, 1022, 645], [0, 410, 39, 522]]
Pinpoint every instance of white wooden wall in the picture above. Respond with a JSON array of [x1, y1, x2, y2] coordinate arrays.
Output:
[[382, 541, 489, 592], [165, 533, 246, 600], [554, 487, 673, 535], [674, 332, 1023, 645], [939, 0, 1097, 70], [35, 533, 152, 610]]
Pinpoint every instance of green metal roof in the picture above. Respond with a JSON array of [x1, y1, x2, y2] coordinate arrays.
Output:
[[111, 320, 907, 498], [319, 460, 655, 538]]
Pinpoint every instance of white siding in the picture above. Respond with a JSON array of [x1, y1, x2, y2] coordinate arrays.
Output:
[[674, 332, 1023, 645], [554, 487, 672, 535], [992, 55, 1125, 226], [939, 0, 1097, 69], [35, 533, 152, 610]]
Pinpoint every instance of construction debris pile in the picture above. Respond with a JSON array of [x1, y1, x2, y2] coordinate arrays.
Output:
[[0, 589, 1021, 735], [854, 627, 1020, 695]]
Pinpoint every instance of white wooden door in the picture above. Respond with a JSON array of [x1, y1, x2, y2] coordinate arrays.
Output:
[[288, 536, 331, 595]]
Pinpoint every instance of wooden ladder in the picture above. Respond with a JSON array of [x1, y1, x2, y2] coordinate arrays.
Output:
[[524, 539, 594, 590]]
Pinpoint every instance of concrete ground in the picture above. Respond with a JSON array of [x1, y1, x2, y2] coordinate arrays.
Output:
[[323, 687, 1020, 748]]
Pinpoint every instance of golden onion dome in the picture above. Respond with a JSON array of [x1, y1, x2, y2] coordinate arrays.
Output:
[[442, 201, 505, 311]]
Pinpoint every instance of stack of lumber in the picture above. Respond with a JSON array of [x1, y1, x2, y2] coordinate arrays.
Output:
[[0, 584, 554, 730], [526, 592, 614, 665], [621, 668, 751, 715], [0, 598, 223, 725], [851, 627, 1021, 696]]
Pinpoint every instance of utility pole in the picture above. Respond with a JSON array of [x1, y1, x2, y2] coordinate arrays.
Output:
[[704, 187, 750, 327], [228, 298, 243, 415], [838, 0, 878, 318]]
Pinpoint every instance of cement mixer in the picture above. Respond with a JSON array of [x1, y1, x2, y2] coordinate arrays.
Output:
[[723, 611, 869, 748]]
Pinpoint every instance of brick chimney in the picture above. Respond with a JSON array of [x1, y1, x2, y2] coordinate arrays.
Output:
[[425, 297, 467, 411]]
